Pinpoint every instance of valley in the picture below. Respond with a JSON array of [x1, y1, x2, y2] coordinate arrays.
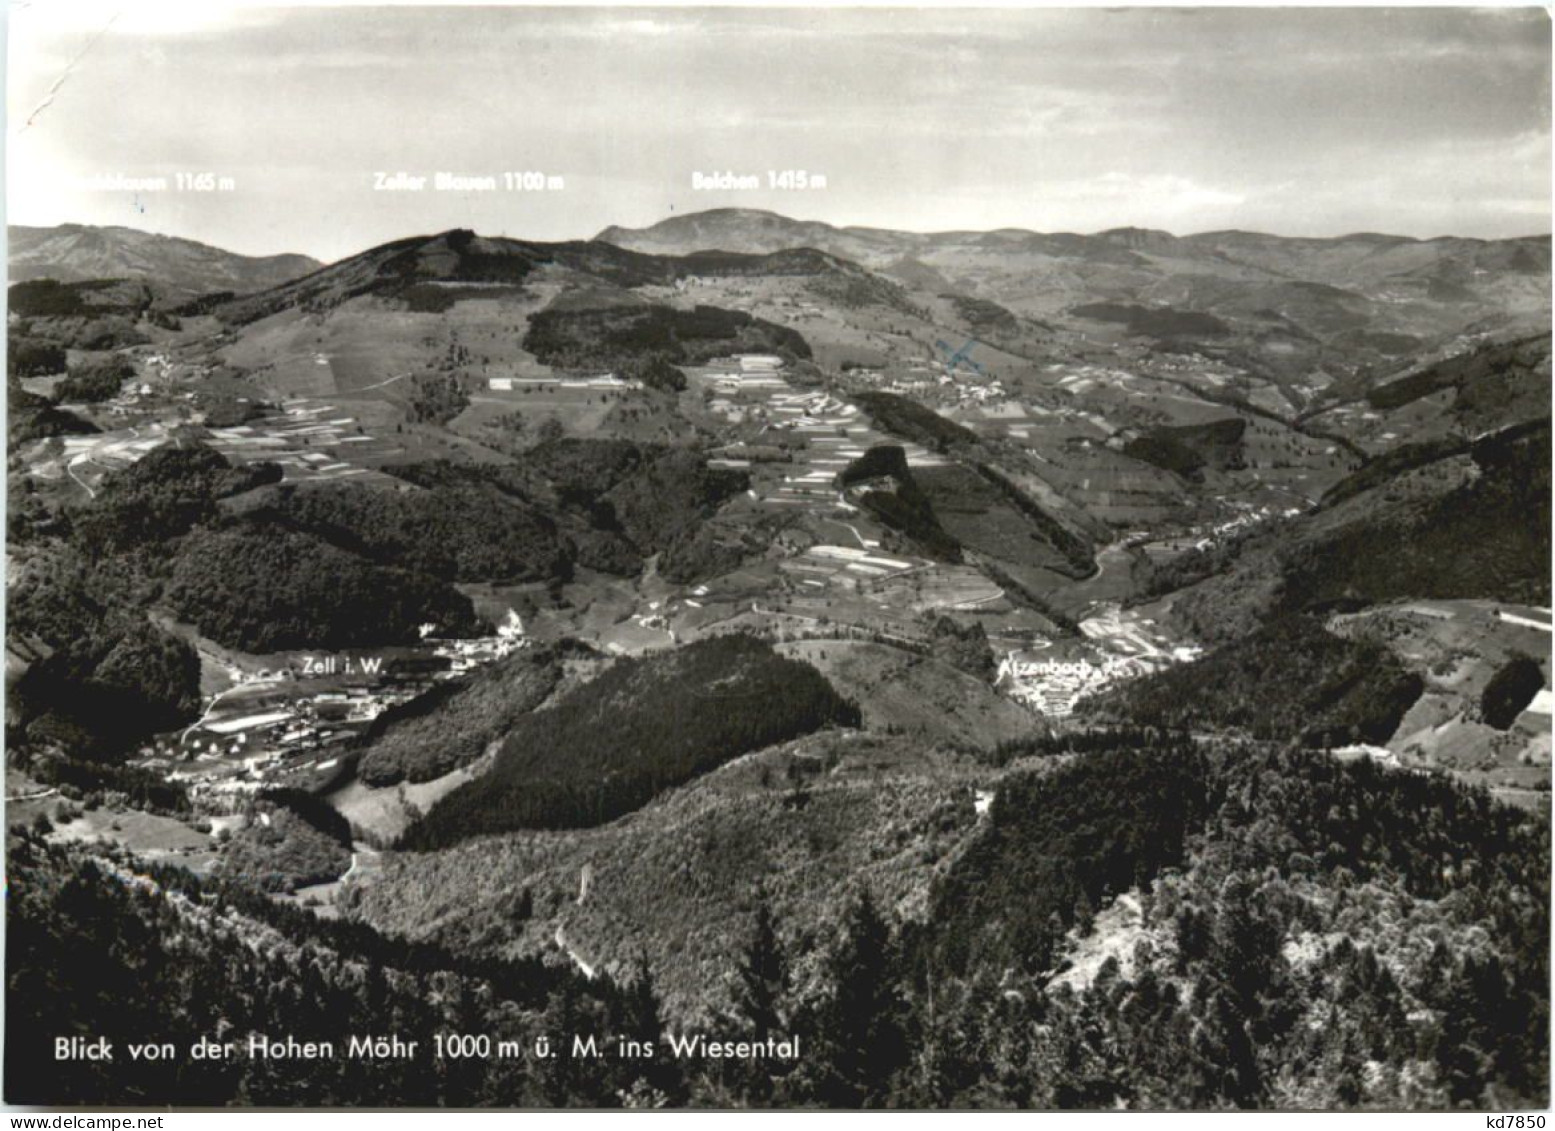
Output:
[[6, 210, 1549, 1110]]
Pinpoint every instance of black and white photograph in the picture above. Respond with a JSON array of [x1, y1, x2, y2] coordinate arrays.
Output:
[[3, 1, 1551, 1114]]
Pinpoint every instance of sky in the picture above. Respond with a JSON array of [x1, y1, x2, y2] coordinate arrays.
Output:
[[6, 3, 1551, 262]]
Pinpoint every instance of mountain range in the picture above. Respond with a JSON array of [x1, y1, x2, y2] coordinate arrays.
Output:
[[8, 223, 321, 296], [597, 207, 1551, 290], [599, 209, 1551, 364]]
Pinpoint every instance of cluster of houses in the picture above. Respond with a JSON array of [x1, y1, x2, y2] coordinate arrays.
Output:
[[1191, 504, 1303, 550], [846, 364, 937, 395], [1136, 350, 1239, 387], [994, 651, 1156, 717], [156, 689, 366, 792], [429, 610, 527, 673], [949, 378, 1008, 405], [765, 297, 828, 323], [143, 612, 531, 797], [95, 352, 219, 419], [1139, 502, 1302, 559], [846, 359, 1011, 411], [996, 600, 1203, 716]]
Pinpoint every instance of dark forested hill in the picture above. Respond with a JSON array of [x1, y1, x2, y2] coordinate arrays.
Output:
[[399, 634, 859, 846], [165, 525, 484, 652], [356, 646, 564, 786], [7, 544, 201, 758], [384, 443, 749, 577], [1160, 419, 1551, 642], [524, 302, 810, 371], [1078, 616, 1425, 745], [272, 480, 572, 584], [837, 445, 962, 563]]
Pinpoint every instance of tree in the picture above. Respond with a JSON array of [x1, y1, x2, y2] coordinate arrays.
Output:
[[721, 895, 794, 1103], [616, 956, 683, 1104], [735, 897, 788, 1042], [807, 889, 912, 1107], [629, 355, 687, 394], [57, 355, 134, 403], [404, 372, 469, 424], [1481, 655, 1544, 730]]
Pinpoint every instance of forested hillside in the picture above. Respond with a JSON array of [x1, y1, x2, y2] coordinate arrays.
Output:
[[6, 442, 497, 760], [899, 739, 1548, 1110], [273, 480, 571, 584], [524, 302, 810, 371], [166, 525, 484, 652], [386, 444, 749, 577], [1078, 616, 1425, 745], [851, 392, 979, 452], [399, 635, 859, 846], [1165, 420, 1551, 642], [837, 445, 962, 563], [7, 544, 201, 757], [17, 733, 1541, 1109], [356, 646, 565, 786], [4, 836, 683, 1106]]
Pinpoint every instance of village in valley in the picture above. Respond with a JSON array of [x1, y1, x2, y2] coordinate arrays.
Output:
[[133, 611, 532, 801], [13, 330, 1266, 826]]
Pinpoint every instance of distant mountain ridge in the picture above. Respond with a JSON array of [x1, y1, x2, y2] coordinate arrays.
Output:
[[8, 224, 321, 296], [596, 208, 1550, 363], [596, 207, 1551, 292], [598, 207, 1549, 258]]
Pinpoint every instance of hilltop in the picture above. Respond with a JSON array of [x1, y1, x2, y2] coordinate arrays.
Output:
[[8, 224, 320, 296]]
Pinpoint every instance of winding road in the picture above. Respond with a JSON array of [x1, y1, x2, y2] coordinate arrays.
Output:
[[66, 455, 98, 499]]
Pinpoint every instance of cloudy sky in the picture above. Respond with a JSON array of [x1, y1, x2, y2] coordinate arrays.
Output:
[[7, 3, 1550, 261]]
